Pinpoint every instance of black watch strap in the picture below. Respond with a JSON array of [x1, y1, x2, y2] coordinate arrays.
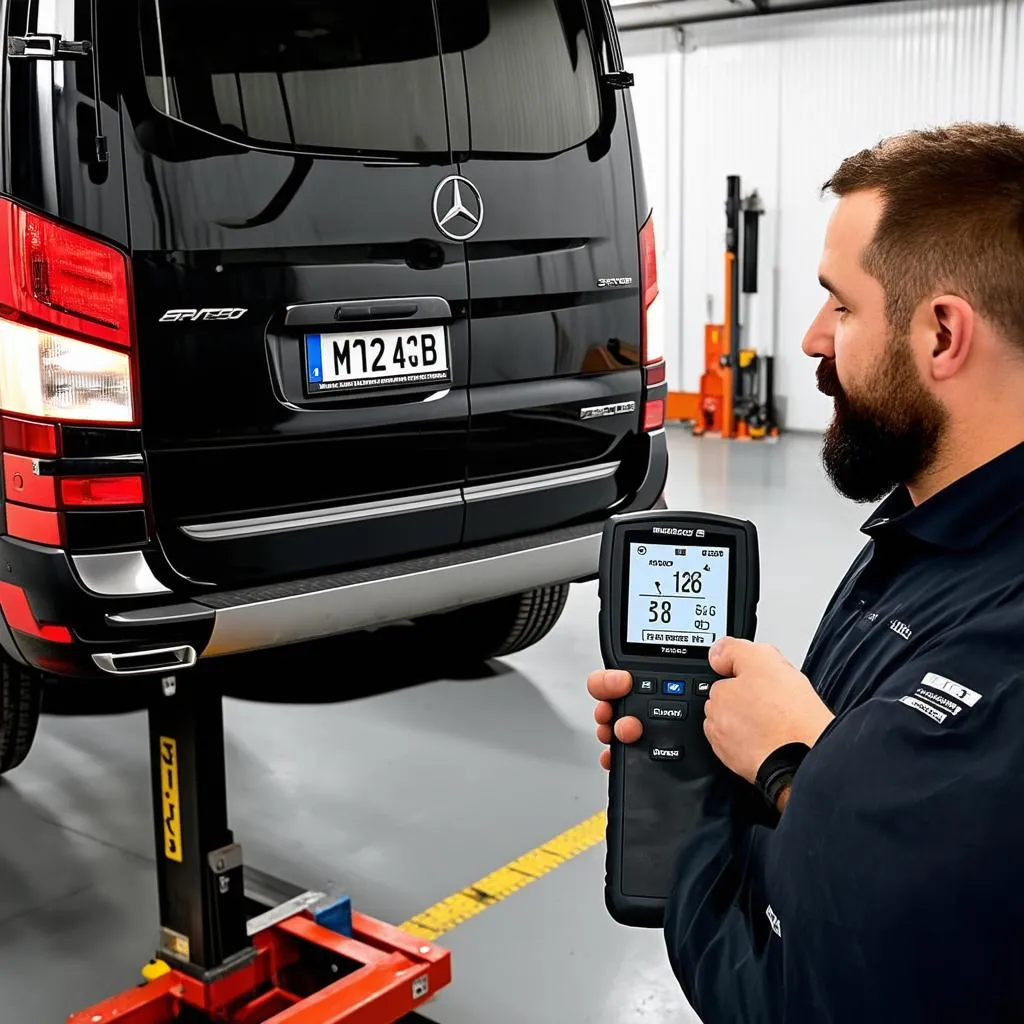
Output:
[[755, 741, 810, 810]]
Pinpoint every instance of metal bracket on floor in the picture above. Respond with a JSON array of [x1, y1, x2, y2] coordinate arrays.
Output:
[[66, 674, 451, 1024]]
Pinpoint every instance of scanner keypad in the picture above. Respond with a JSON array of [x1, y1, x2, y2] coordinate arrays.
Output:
[[636, 674, 716, 761], [649, 700, 688, 721]]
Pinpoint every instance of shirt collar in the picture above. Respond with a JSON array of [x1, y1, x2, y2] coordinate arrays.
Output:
[[861, 440, 1024, 550]]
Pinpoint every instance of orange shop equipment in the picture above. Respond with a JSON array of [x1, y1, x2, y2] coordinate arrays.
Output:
[[669, 176, 778, 441]]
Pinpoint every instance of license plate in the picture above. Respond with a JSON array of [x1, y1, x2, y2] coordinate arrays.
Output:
[[304, 326, 451, 394]]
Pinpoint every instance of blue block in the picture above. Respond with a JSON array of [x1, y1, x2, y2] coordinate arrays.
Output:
[[314, 895, 353, 937]]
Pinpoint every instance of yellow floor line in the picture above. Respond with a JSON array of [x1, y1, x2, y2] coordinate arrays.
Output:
[[400, 810, 607, 941]]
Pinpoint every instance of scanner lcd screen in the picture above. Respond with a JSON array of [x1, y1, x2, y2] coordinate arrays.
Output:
[[625, 542, 731, 648]]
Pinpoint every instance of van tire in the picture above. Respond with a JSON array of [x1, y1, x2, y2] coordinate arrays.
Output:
[[0, 656, 43, 776], [421, 585, 571, 663]]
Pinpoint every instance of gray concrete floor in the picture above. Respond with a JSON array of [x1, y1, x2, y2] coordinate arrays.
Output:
[[0, 428, 868, 1022]]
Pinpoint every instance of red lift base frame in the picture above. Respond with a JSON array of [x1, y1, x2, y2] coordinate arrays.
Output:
[[68, 908, 451, 1024], [67, 678, 451, 1024]]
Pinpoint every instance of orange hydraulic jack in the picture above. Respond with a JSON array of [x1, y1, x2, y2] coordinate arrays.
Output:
[[691, 325, 732, 438], [691, 251, 737, 439], [673, 176, 777, 440], [68, 676, 451, 1024]]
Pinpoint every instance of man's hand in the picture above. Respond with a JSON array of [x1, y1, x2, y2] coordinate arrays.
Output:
[[587, 641, 834, 779], [587, 669, 642, 770], [705, 638, 835, 783]]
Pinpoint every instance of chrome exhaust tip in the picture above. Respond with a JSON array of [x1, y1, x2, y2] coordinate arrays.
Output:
[[91, 645, 198, 676]]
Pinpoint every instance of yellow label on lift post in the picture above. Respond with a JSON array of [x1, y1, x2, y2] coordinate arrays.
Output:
[[159, 736, 183, 863], [160, 927, 191, 961]]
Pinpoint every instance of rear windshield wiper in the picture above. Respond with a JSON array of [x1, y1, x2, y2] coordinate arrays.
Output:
[[595, 0, 633, 89], [8, 30, 107, 166], [7, 33, 91, 59]]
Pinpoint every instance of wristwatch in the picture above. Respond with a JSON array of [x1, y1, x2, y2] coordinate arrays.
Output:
[[755, 742, 810, 811]]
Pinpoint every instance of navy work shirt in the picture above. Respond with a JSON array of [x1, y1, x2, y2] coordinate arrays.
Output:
[[664, 441, 1024, 1024]]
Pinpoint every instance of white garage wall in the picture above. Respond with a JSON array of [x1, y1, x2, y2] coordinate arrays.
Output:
[[626, 33, 686, 391], [620, 0, 1023, 431]]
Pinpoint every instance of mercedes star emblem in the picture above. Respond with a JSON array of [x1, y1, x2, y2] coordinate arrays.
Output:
[[432, 175, 484, 241]]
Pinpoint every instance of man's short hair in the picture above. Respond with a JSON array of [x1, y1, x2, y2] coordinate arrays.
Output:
[[823, 123, 1024, 348]]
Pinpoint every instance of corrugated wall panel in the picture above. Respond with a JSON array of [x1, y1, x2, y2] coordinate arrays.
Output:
[[767, 0, 1007, 431], [629, 44, 686, 389], [622, 0, 1020, 431], [1003, 0, 1024, 121], [679, 38, 782, 398]]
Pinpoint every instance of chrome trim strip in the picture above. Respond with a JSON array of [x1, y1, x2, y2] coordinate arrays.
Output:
[[202, 529, 601, 658], [181, 490, 463, 542], [107, 604, 214, 627], [463, 461, 619, 503], [92, 645, 197, 676], [72, 552, 172, 597], [179, 463, 618, 542]]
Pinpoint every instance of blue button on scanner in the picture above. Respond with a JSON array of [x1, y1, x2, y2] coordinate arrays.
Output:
[[663, 680, 685, 695]]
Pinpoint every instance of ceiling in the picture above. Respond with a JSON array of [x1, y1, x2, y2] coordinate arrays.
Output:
[[609, 0, 895, 28]]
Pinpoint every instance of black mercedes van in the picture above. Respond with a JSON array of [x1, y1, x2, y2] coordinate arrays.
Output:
[[0, 0, 668, 772]]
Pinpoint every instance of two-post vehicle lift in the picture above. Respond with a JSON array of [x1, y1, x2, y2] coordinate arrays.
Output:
[[69, 674, 451, 1024]]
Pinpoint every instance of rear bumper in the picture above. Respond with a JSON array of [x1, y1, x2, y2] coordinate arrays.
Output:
[[131, 520, 609, 660], [1, 429, 668, 676]]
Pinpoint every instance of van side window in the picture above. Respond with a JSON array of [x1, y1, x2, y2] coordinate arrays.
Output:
[[439, 0, 602, 156], [137, 0, 450, 157]]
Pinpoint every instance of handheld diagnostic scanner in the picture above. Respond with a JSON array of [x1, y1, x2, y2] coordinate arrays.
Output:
[[598, 510, 760, 927]]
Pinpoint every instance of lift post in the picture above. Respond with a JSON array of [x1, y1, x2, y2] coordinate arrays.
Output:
[[69, 673, 451, 1024], [149, 675, 252, 977]]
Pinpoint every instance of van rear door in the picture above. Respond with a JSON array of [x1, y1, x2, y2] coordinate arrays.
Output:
[[436, 0, 653, 545], [112, 0, 472, 587]]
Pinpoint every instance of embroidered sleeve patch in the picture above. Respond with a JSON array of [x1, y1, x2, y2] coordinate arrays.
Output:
[[899, 695, 947, 723], [898, 672, 983, 725], [919, 672, 982, 707]]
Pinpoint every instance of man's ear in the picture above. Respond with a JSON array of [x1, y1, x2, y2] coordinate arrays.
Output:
[[925, 295, 974, 381]]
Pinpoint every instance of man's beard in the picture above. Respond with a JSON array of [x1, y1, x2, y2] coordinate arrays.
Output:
[[817, 333, 947, 503]]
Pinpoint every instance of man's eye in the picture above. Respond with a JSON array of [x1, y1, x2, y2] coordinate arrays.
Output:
[[834, 306, 849, 315]]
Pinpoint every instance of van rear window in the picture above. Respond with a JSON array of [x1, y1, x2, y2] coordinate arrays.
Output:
[[138, 0, 601, 158], [138, 1, 451, 156], [440, 0, 602, 156]]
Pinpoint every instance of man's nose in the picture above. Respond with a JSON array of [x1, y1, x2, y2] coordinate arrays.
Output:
[[802, 303, 835, 359]]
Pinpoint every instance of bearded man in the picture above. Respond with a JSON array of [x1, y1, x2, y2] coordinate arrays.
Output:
[[588, 123, 1024, 1023]]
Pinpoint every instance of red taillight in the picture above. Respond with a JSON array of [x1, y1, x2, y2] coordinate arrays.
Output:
[[3, 453, 56, 507], [3, 200, 132, 349], [0, 203, 145, 554], [0, 198, 136, 428], [5, 503, 62, 546], [1, 457, 146, 546], [3, 469, 146, 547], [639, 212, 663, 367], [1, 454, 145, 512], [640, 212, 666, 432], [645, 362, 666, 388], [640, 213, 659, 316], [60, 475, 144, 507], [0, 415, 60, 457], [643, 399, 665, 432]]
